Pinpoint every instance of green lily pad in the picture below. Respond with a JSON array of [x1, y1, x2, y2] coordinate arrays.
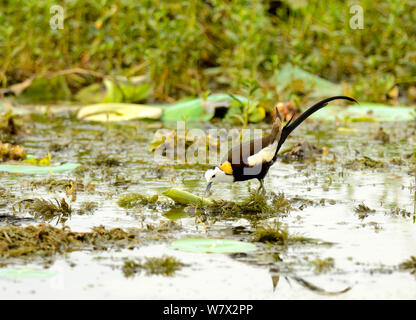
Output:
[[275, 65, 342, 98], [0, 268, 58, 279], [0, 162, 80, 174], [160, 93, 247, 122], [310, 103, 415, 122], [169, 238, 256, 253]]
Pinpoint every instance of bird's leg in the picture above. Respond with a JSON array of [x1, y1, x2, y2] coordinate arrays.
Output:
[[257, 179, 266, 195]]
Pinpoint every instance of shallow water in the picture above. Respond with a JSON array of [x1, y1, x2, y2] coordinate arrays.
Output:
[[0, 110, 415, 299]]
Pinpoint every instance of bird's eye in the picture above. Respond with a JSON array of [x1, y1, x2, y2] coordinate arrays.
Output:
[[212, 174, 216, 178]]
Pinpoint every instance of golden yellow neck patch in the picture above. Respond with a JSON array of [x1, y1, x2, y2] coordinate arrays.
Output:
[[219, 161, 233, 175]]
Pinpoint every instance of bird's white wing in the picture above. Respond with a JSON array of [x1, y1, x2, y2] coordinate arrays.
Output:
[[247, 141, 278, 166]]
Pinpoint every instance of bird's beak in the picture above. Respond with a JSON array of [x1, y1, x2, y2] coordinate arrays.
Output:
[[205, 181, 213, 195]]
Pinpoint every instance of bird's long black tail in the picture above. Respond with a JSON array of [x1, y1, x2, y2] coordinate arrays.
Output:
[[273, 95, 357, 162]]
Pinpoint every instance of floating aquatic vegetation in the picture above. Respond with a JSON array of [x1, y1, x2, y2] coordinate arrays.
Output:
[[148, 129, 219, 162], [251, 221, 289, 245], [118, 193, 159, 209], [122, 255, 184, 278], [354, 203, 376, 220], [0, 114, 22, 136], [208, 191, 291, 216], [93, 154, 121, 167], [399, 256, 416, 275], [0, 162, 81, 174], [311, 257, 335, 274], [77, 103, 162, 122], [170, 238, 256, 253], [0, 141, 27, 162], [280, 140, 325, 162], [17, 198, 72, 224], [389, 207, 413, 218], [275, 65, 343, 99], [78, 201, 98, 215], [30, 178, 80, 191], [162, 189, 292, 217], [250, 221, 323, 246], [310, 104, 415, 122], [160, 94, 247, 122], [390, 158, 405, 166], [0, 268, 58, 279], [0, 224, 139, 260], [345, 156, 386, 170], [374, 127, 390, 143]]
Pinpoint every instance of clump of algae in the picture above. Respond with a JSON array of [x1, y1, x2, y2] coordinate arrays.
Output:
[[122, 255, 184, 278], [118, 193, 159, 209], [0, 224, 138, 260]]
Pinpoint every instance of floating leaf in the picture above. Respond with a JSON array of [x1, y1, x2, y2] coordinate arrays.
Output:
[[311, 103, 415, 122], [169, 238, 257, 253], [0, 162, 80, 174], [77, 103, 162, 122], [337, 127, 359, 134], [0, 268, 58, 279], [160, 93, 247, 122], [275, 64, 342, 98]]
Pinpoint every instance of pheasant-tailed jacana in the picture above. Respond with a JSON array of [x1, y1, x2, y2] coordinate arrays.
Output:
[[204, 96, 357, 194]]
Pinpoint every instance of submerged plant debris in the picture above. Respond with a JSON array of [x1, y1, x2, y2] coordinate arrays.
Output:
[[122, 255, 184, 278]]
